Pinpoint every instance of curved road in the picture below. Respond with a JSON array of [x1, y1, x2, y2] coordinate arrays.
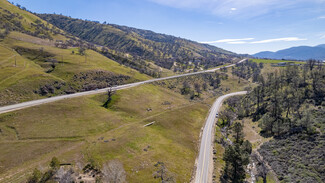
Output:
[[0, 59, 246, 114], [194, 91, 247, 183]]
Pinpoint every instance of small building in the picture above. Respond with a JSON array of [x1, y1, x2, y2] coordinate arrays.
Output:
[[273, 62, 301, 67], [277, 62, 287, 66]]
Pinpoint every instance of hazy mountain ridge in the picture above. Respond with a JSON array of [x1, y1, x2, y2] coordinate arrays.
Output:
[[254, 45, 325, 60]]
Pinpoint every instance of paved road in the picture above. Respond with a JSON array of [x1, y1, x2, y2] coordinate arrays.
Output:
[[0, 59, 246, 114], [194, 91, 247, 183]]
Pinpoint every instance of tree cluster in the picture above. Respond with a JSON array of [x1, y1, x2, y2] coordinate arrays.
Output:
[[238, 60, 325, 136], [223, 60, 325, 182], [153, 162, 175, 183], [221, 122, 252, 183], [177, 72, 227, 99], [232, 60, 263, 82], [28, 157, 127, 183], [27, 157, 68, 183], [101, 48, 163, 78]]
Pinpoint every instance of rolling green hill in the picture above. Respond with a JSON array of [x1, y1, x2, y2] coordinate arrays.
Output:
[[0, 67, 251, 183], [38, 14, 239, 71], [0, 0, 65, 40], [0, 0, 241, 105], [0, 0, 150, 106]]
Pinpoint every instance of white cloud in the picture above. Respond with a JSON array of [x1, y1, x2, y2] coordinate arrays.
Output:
[[318, 15, 325, 19], [148, 0, 324, 18], [200, 38, 254, 44], [201, 37, 307, 45], [251, 37, 307, 44], [320, 34, 325, 39], [227, 41, 247, 44]]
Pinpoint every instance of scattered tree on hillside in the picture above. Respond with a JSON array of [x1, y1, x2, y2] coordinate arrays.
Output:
[[233, 122, 244, 144], [221, 122, 252, 183], [234, 61, 325, 136], [27, 169, 42, 183], [78, 47, 86, 55], [50, 157, 60, 170], [232, 60, 262, 81], [194, 83, 201, 94], [181, 81, 191, 95], [219, 109, 237, 127], [153, 162, 175, 183], [103, 87, 115, 108]]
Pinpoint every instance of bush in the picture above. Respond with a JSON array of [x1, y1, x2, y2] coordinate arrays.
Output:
[[50, 157, 60, 170]]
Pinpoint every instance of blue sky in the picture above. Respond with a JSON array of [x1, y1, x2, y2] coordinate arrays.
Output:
[[12, 0, 325, 54]]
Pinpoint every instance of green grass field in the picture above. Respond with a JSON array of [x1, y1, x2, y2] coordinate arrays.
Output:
[[251, 58, 304, 64], [0, 68, 251, 182], [0, 83, 204, 182], [0, 1, 153, 106], [251, 58, 306, 77], [0, 1, 262, 182], [0, 32, 151, 106], [4, 33, 149, 81]]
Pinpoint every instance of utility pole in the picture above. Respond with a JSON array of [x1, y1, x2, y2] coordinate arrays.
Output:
[[12, 49, 16, 67]]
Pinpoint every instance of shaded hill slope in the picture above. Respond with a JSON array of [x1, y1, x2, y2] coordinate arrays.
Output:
[[38, 14, 239, 70]]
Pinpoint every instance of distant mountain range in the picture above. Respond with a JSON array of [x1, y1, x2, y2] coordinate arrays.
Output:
[[253, 44, 325, 60]]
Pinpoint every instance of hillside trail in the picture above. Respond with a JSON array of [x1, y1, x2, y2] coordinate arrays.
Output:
[[0, 44, 16, 64], [0, 44, 32, 86], [0, 54, 16, 65]]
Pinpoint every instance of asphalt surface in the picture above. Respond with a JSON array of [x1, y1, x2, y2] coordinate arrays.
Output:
[[0, 59, 246, 114], [194, 91, 247, 183]]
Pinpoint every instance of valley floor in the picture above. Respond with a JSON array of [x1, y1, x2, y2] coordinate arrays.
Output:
[[0, 70, 250, 182]]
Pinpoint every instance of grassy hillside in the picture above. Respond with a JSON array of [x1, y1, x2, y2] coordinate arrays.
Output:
[[0, 0, 151, 105], [0, 70, 251, 183], [0, 32, 150, 106], [0, 0, 64, 40], [0, 84, 203, 182], [37, 14, 239, 71]]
